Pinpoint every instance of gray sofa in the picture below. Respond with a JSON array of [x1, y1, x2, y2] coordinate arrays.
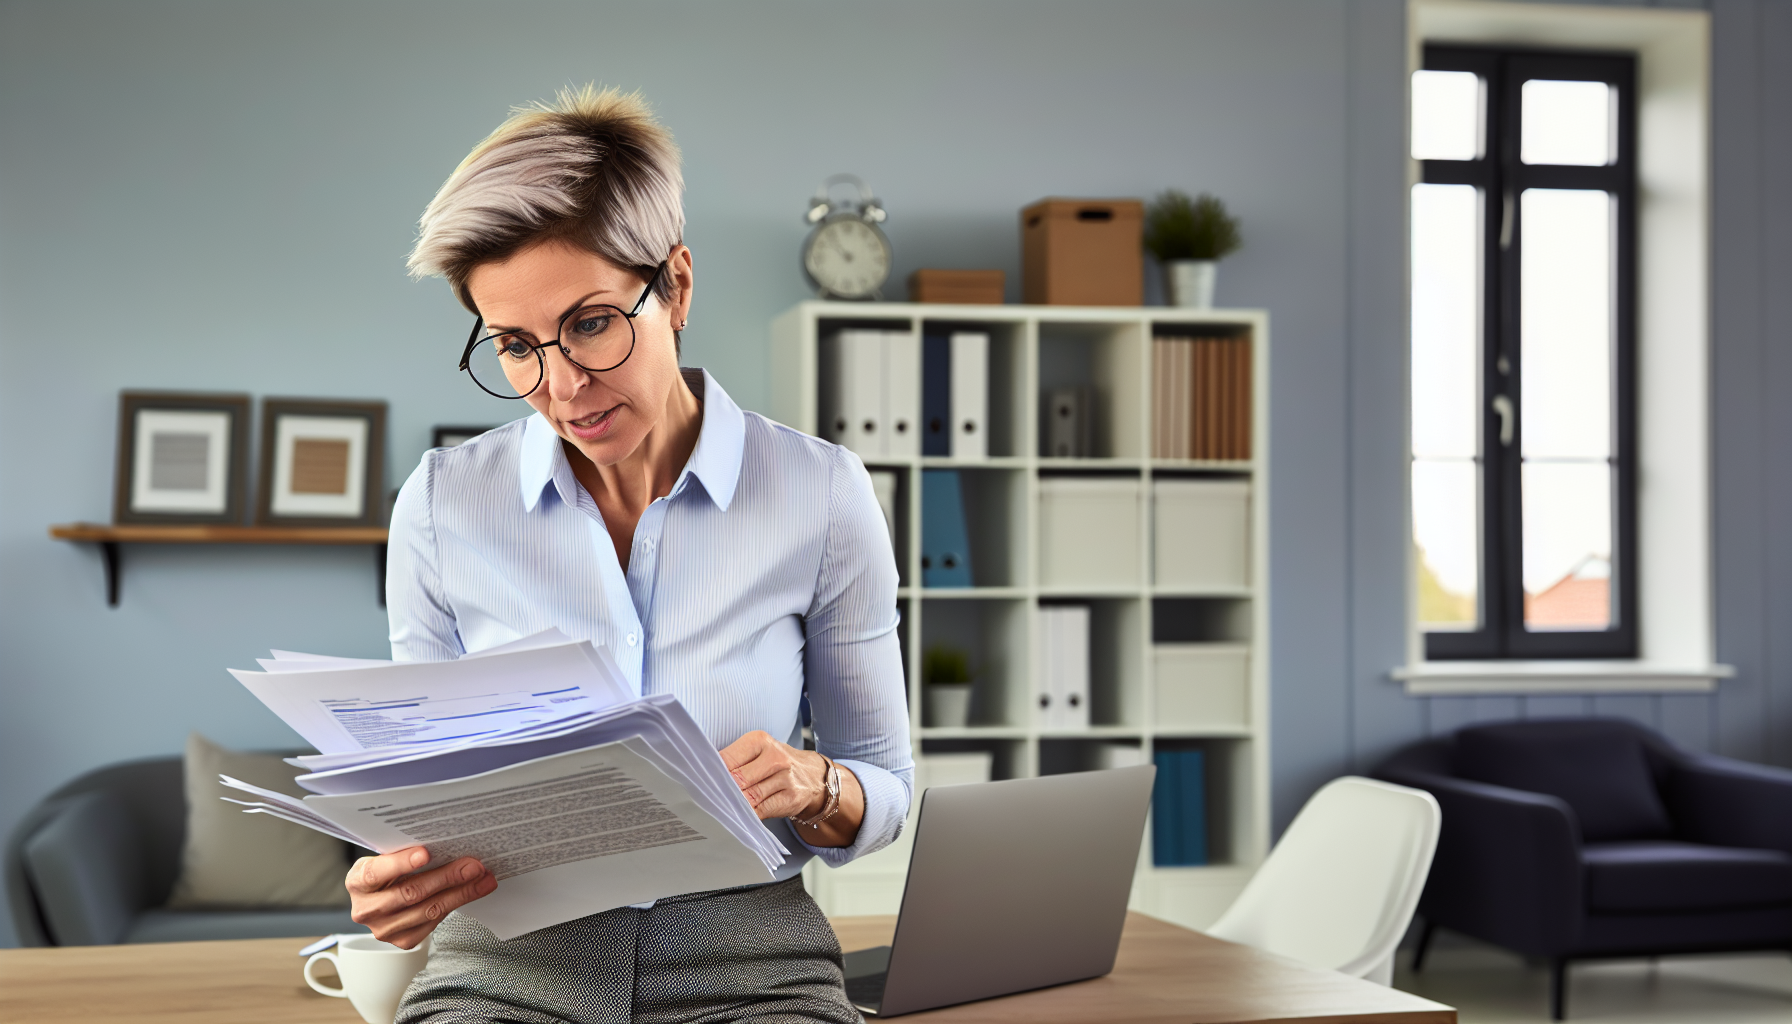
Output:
[[6, 754, 361, 946]]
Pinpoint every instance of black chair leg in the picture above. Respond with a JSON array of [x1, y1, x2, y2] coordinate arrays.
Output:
[[1550, 958, 1569, 1021], [1411, 919, 1438, 972]]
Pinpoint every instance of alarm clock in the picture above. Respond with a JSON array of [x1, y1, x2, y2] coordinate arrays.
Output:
[[801, 174, 892, 300]]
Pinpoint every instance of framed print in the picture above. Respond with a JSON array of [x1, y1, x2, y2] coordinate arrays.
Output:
[[113, 391, 251, 524], [257, 398, 387, 527], [432, 424, 499, 449]]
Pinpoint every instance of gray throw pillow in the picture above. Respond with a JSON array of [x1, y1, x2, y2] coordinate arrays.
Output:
[[165, 733, 351, 908]]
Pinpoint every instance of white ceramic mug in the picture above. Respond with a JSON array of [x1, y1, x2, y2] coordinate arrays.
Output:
[[304, 934, 431, 1024]]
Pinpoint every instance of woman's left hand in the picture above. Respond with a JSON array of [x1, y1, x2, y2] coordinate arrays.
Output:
[[720, 730, 831, 818], [720, 730, 865, 847]]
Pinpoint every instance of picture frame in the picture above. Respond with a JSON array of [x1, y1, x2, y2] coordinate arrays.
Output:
[[432, 425, 499, 449], [256, 398, 387, 527], [114, 391, 252, 525]]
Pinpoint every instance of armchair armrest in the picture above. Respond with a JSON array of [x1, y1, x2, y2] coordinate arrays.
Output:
[[20, 790, 148, 945], [1376, 768, 1583, 957], [1667, 755, 1792, 854]]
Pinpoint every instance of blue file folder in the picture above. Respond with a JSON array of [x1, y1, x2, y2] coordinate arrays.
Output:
[[922, 333, 952, 456], [1151, 748, 1209, 866], [921, 469, 974, 588]]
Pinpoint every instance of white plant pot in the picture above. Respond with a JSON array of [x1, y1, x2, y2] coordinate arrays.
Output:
[[924, 683, 974, 728], [1165, 259, 1218, 308]]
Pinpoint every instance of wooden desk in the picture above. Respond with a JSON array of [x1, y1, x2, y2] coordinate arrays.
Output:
[[831, 914, 1453, 1024], [0, 914, 1453, 1024]]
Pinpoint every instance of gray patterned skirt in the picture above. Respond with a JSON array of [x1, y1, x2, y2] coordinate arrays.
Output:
[[397, 876, 861, 1024]]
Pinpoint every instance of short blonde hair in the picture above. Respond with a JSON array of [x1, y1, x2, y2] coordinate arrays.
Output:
[[408, 85, 684, 312]]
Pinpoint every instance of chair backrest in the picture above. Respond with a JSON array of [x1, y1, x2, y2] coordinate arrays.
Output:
[[1454, 718, 1673, 841], [5, 756, 186, 946], [1206, 776, 1440, 985]]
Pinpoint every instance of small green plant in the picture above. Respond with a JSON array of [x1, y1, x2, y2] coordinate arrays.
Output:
[[1143, 190, 1242, 262], [923, 645, 973, 685]]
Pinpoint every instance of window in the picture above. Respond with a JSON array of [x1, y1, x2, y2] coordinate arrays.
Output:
[[1411, 46, 1637, 660]]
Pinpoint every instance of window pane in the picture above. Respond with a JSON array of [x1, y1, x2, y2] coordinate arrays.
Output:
[[1412, 184, 1481, 460], [1522, 461, 1613, 629], [1521, 189, 1612, 459], [1414, 458, 1479, 629], [1413, 70, 1483, 161], [1521, 79, 1613, 166]]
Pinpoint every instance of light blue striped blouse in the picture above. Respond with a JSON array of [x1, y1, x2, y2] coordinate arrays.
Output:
[[386, 368, 913, 878]]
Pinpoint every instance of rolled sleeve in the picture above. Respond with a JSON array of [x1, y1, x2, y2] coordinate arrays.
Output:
[[798, 446, 914, 866]]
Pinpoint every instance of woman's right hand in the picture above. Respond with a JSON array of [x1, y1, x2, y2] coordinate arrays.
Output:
[[346, 847, 497, 949]]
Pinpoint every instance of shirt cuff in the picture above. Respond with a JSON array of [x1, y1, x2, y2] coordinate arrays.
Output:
[[796, 758, 911, 867]]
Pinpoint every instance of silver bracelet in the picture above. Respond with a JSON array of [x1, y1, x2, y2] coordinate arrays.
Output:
[[789, 756, 841, 830]]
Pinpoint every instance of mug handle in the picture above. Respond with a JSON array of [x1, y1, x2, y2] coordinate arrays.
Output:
[[304, 950, 349, 998]]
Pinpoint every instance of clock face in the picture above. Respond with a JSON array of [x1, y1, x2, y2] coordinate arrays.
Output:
[[804, 217, 891, 299]]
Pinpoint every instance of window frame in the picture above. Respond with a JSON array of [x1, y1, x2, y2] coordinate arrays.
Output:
[[1418, 44, 1639, 661]]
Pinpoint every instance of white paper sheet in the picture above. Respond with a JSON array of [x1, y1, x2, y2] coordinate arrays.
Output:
[[290, 696, 786, 871], [260, 629, 578, 672], [231, 640, 632, 753], [224, 634, 785, 937], [287, 741, 774, 939]]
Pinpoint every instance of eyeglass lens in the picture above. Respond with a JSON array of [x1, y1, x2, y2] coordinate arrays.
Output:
[[464, 304, 637, 399]]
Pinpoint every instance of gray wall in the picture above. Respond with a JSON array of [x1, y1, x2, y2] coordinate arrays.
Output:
[[2, 0, 1787, 947]]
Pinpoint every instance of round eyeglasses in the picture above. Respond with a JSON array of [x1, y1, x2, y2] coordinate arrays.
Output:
[[458, 263, 667, 399]]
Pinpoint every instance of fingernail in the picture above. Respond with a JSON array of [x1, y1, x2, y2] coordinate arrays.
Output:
[[477, 875, 498, 895], [409, 849, 427, 868], [461, 862, 481, 882]]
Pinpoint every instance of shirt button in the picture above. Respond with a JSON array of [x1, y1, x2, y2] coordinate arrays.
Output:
[[626, 633, 638, 647]]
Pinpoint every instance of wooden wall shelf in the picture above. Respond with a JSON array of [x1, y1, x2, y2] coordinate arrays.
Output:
[[49, 523, 390, 607]]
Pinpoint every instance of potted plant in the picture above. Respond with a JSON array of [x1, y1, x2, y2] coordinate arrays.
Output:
[[1144, 190, 1242, 308], [922, 645, 975, 728]]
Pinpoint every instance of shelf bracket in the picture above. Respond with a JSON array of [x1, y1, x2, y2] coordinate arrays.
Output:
[[102, 541, 121, 608], [376, 543, 387, 607]]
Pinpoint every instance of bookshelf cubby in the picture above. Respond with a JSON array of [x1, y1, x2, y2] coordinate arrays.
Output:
[[771, 301, 1268, 930]]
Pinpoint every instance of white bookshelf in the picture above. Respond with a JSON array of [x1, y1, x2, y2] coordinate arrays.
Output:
[[770, 301, 1270, 932]]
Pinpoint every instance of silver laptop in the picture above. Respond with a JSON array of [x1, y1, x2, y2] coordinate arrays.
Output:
[[840, 764, 1155, 1017]]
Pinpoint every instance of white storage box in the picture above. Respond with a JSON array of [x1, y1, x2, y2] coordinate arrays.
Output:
[[1153, 479, 1250, 588], [1038, 477, 1141, 588], [1153, 644, 1249, 729]]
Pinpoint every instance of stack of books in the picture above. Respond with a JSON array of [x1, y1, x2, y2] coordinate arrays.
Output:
[[1151, 335, 1252, 461], [1150, 746, 1210, 866]]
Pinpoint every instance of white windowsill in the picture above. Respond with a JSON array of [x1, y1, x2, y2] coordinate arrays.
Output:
[[1391, 661, 1735, 696]]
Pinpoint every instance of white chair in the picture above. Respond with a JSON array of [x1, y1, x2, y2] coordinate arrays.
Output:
[[1205, 776, 1440, 986]]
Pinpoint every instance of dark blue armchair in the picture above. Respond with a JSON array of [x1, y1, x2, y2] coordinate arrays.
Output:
[[1375, 718, 1792, 1020]]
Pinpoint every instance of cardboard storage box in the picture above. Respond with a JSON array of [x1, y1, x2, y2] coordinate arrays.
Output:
[[1154, 479, 1250, 588], [1154, 644, 1250, 729], [908, 269, 1005, 305], [1038, 477, 1141, 587], [1021, 198, 1144, 306]]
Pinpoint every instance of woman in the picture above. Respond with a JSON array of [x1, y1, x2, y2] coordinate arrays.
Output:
[[348, 86, 912, 1024]]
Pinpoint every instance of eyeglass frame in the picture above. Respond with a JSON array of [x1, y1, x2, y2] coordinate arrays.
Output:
[[457, 261, 668, 400]]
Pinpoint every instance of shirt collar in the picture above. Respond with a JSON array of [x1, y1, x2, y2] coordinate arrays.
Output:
[[518, 368, 745, 513]]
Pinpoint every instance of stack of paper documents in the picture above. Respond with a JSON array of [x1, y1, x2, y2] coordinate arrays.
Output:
[[222, 631, 787, 939]]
